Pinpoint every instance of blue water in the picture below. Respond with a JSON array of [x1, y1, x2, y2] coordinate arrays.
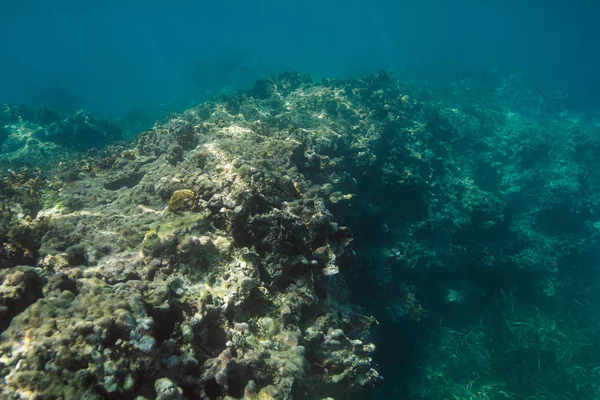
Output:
[[2, 2, 600, 399], [1, 0, 599, 116]]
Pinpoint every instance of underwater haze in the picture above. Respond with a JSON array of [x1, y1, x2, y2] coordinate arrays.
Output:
[[3, 1, 600, 400], [1, 0, 600, 115]]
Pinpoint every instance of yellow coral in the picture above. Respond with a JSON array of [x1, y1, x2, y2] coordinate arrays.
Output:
[[168, 189, 198, 213]]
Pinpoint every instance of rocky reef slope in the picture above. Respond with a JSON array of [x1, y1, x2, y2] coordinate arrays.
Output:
[[0, 73, 384, 399], [2, 70, 600, 400]]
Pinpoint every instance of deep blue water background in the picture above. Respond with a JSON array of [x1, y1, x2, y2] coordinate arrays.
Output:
[[1, 0, 599, 116]]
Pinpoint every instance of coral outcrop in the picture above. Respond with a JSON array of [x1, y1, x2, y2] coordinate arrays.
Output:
[[2, 69, 600, 400], [0, 72, 383, 399]]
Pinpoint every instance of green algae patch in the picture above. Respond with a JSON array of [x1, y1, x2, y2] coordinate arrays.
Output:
[[140, 227, 162, 257], [158, 211, 210, 235], [40, 189, 63, 210], [168, 189, 198, 213], [141, 212, 211, 258]]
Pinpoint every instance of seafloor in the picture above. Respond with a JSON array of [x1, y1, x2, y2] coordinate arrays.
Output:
[[1, 71, 600, 399]]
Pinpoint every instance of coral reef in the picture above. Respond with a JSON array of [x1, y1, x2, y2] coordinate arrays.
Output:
[[0, 73, 383, 399], [0, 104, 124, 171], [2, 69, 600, 400]]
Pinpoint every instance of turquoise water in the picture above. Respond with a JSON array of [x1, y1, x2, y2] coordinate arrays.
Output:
[[1, 2, 600, 400], [1, 1, 599, 115]]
